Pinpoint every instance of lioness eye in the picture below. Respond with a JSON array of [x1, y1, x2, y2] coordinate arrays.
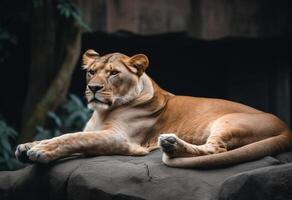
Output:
[[88, 69, 96, 75], [110, 70, 120, 76]]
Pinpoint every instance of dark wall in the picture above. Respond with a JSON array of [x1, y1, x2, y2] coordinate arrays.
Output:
[[81, 0, 292, 39]]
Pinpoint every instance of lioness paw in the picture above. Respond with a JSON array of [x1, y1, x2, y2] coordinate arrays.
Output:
[[158, 133, 178, 153], [26, 140, 59, 163], [27, 147, 53, 163], [15, 143, 34, 163]]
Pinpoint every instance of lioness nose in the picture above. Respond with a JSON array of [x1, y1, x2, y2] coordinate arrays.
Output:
[[88, 84, 103, 93]]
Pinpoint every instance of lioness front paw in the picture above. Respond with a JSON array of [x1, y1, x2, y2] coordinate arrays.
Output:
[[27, 145, 55, 163], [26, 140, 59, 163], [27, 149, 51, 163], [15, 143, 35, 163]]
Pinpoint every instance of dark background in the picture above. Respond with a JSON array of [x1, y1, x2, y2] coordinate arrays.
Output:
[[1, 33, 291, 130], [0, 0, 291, 137]]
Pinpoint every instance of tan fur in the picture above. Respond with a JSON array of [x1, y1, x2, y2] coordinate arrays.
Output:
[[16, 50, 292, 168]]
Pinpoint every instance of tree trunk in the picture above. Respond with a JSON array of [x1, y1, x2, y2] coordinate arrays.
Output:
[[19, 0, 82, 143], [22, 0, 58, 124]]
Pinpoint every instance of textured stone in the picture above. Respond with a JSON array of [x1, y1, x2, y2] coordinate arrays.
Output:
[[218, 163, 292, 200], [80, 0, 292, 39], [1, 150, 292, 200]]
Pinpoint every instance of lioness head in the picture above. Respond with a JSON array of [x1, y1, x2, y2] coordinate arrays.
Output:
[[82, 50, 149, 110]]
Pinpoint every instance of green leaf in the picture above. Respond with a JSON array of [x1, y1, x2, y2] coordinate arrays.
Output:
[[65, 9, 70, 18], [47, 112, 62, 128], [35, 127, 53, 140], [73, 14, 92, 32], [3, 150, 10, 161], [36, 126, 45, 133], [56, 0, 92, 32], [53, 129, 62, 137], [7, 127, 18, 138], [1, 138, 12, 153], [69, 94, 83, 107]]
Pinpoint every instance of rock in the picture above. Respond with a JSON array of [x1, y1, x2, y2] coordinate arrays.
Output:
[[1, 150, 292, 200], [218, 163, 292, 200]]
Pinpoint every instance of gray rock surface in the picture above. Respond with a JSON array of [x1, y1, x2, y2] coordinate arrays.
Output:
[[218, 163, 292, 200], [1, 149, 292, 200]]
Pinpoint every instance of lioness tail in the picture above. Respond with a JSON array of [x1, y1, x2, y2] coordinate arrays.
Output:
[[163, 132, 292, 168]]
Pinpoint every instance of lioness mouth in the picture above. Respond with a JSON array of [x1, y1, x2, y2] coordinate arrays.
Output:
[[90, 98, 112, 106]]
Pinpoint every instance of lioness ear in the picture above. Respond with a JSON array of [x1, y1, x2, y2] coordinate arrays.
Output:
[[126, 54, 149, 76], [82, 49, 100, 69]]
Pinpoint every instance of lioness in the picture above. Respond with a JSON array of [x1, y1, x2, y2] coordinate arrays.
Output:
[[16, 50, 292, 168]]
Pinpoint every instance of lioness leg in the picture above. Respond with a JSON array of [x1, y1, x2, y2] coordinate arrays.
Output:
[[159, 113, 288, 159], [159, 133, 227, 158], [16, 131, 149, 163]]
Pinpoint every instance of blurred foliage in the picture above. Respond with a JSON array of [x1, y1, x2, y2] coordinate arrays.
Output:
[[57, 0, 91, 31], [35, 94, 91, 140], [1, 0, 90, 63], [0, 26, 17, 63], [32, 0, 91, 31], [0, 94, 91, 171], [0, 120, 24, 171]]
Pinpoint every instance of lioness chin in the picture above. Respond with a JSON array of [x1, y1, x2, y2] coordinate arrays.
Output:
[[15, 50, 292, 168]]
